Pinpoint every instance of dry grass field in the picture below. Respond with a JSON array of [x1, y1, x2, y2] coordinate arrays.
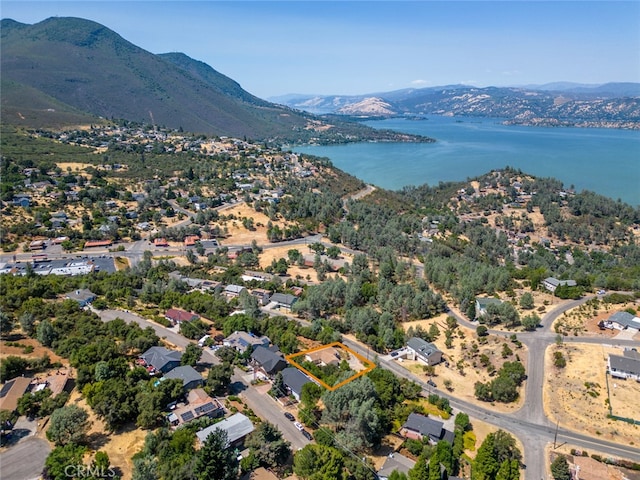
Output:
[[63, 391, 146, 480], [399, 316, 527, 413], [544, 343, 640, 447]]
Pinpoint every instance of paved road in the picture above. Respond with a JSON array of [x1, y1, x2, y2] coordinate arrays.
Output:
[[95, 309, 309, 452], [0, 433, 50, 480]]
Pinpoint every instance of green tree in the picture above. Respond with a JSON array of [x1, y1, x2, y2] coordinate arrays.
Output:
[[518, 292, 534, 309], [206, 363, 233, 396], [521, 313, 540, 331], [550, 454, 571, 480], [293, 444, 344, 480], [244, 421, 291, 468], [0, 310, 14, 338], [195, 429, 238, 480], [0, 355, 28, 382], [47, 405, 90, 445], [37, 319, 56, 347], [43, 443, 87, 480], [19, 312, 36, 336], [408, 455, 429, 480], [182, 344, 203, 367]]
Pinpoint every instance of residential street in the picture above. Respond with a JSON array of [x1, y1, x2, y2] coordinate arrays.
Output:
[[96, 309, 310, 452]]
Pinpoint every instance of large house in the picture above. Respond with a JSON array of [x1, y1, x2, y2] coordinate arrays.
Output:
[[0, 377, 32, 412], [65, 289, 97, 307], [269, 293, 298, 311], [196, 412, 255, 447], [542, 277, 577, 293], [608, 350, 640, 381], [223, 331, 270, 353], [140, 346, 183, 374], [167, 388, 224, 428], [400, 412, 454, 444], [305, 346, 341, 367], [406, 337, 443, 366], [251, 346, 287, 377], [281, 367, 313, 401], [164, 365, 204, 391], [604, 311, 640, 331], [224, 284, 246, 298], [164, 308, 199, 325]]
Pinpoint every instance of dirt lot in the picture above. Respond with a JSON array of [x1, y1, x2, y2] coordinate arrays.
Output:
[[398, 316, 527, 413], [551, 299, 640, 340], [63, 390, 146, 480], [215, 203, 291, 246], [544, 343, 640, 447], [0, 337, 65, 365]]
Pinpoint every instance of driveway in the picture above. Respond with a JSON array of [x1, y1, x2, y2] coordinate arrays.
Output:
[[0, 417, 50, 480]]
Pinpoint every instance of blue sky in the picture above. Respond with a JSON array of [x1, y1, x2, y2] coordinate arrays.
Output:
[[2, 1, 639, 98]]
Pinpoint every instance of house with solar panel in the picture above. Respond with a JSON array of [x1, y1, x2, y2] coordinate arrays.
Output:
[[223, 331, 270, 353], [167, 388, 224, 428], [163, 365, 204, 391]]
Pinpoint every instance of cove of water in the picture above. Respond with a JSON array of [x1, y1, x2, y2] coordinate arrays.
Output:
[[293, 117, 640, 206]]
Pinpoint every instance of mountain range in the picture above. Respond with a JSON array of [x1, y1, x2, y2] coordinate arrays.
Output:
[[0, 17, 431, 144], [270, 83, 640, 128], [2, 17, 639, 139]]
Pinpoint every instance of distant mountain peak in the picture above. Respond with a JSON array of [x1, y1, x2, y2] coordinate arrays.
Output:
[[337, 97, 396, 116]]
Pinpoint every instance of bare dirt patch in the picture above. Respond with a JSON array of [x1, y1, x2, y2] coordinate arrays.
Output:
[[544, 343, 640, 447], [0, 337, 65, 364], [551, 298, 640, 339], [64, 390, 146, 480], [215, 203, 288, 246]]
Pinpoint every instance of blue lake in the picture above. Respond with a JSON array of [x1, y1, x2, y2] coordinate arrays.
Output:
[[293, 117, 640, 206]]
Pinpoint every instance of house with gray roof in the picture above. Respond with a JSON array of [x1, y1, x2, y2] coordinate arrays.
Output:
[[406, 337, 443, 366], [223, 331, 270, 353], [164, 365, 204, 391], [65, 289, 97, 307], [377, 453, 416, 480], [608, 351, 640, 381], [400, 412, 454, 445], [269, 293, 298, 311], [542, 277, 577, 293], [281, 367, 313, 401], [607, 311, 640, 331], [224, 284, 246, 298], [140, 346, 182, 374], [196, 412, 255, 447], [251, 346, 287, 377]]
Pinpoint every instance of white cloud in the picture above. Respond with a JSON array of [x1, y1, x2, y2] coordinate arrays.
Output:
[[410, 79, 429, 86]]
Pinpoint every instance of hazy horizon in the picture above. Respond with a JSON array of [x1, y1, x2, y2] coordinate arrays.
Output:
[[2, 1, 639, 99]]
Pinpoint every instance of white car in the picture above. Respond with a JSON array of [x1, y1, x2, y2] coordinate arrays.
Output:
[[294, 422, 304, 431]]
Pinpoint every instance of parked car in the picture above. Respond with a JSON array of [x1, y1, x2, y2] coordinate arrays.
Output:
[[427, 379, 437, 388], [294, 422, 304, 431], [284, 412, 295, 421], [302, 430, 313, 440]]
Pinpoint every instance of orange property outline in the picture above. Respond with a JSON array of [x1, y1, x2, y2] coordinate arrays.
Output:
[[285, 341, 376, 391]]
